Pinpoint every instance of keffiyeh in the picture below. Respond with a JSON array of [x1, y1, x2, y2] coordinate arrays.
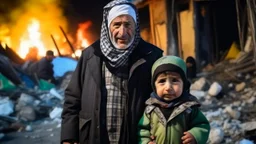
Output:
[[100, 0, 141, 68]]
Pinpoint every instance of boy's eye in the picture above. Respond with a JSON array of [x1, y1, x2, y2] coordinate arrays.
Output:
[[158, 79, 166, 83], [172, 78, 179, 82]]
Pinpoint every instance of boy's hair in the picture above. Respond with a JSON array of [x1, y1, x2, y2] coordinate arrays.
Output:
[[151, 55, 188, 91]]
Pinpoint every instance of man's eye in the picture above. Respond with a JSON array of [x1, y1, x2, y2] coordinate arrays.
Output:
[[114, 24, 120, 27], [124, 23, 130, 27]]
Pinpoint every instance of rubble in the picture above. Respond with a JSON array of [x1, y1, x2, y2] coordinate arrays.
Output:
[[0, 69, 72, 143], [189, 52, 256, 143]]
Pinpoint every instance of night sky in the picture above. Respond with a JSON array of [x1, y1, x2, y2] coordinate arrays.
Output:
[[64, 0, 112, 40]]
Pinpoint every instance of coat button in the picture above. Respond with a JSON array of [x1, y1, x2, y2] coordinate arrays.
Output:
[[97, 125, 100, 129]]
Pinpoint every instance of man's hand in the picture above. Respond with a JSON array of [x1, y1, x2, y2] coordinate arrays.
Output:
[[181, 132, 196, 144]]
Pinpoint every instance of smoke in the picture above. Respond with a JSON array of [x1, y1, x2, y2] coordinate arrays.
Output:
[[0, 0, 69, 53]]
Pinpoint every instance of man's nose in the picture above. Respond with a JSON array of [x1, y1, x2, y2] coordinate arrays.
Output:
[[119, 25, 127, 37]]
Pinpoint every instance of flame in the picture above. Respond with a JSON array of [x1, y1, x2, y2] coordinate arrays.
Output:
[[76, 21, 92, 48], [18, 19, 45, 58], [0, 26, 11, 48], [0, 0, 94, 59]]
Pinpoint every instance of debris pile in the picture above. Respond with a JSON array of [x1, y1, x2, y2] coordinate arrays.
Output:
[[190, 53, 256, 143]]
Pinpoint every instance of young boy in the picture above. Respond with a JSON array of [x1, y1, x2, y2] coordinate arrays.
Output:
[[138, 56, 210, 144]]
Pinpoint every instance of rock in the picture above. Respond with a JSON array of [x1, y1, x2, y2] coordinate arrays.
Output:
[[0, 97, 14, 116], [228, 83, 234, 89], [16, 93, 36, 111], [247, 96, 256, 104], [190, 77, 208, 91], [235, 82, 246, 92], [49, 107, 63, 119], [224, 106, 241, 119], [190, 90, 206, 100], [18, 106, 36, 121], [241, 121, 256, 131], [49, 88, 64, 100], [19, 93, 35, 105], [208, 82, 222, 96], [0, 133, 4, 140], [25, 125, 33, 132], [208, 128, 224, 144]]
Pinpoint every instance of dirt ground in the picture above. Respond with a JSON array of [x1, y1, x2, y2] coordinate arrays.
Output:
[[0, 120, 61, 144]]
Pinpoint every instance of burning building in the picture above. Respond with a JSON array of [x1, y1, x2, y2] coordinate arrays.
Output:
[[0, 0, 93, 60]]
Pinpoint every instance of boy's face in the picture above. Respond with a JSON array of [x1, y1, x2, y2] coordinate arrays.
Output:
[[154, 71, 183, 101]]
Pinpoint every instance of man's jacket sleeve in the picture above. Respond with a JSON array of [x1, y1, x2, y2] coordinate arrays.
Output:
[[61, 53, 86, 143]]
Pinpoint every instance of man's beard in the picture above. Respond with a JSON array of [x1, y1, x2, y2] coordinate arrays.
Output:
[[109, 34, 135, 49]]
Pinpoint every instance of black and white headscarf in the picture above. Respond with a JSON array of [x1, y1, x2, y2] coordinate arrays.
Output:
[[100, 0, 141, 68]]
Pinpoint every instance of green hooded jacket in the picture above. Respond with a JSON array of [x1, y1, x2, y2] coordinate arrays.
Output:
[[138, 94, 210, 144]]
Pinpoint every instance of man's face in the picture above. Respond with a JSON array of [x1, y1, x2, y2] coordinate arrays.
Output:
[[46, 55, 54, 62], [109, 15, 136, 49], [154, 71, 183, 101]]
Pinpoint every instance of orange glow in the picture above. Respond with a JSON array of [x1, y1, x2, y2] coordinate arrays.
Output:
[[76, 21, 92, 49], [0, 0, 93, 59], [0, 26, 11, 48], [18, 19, 45, 58]]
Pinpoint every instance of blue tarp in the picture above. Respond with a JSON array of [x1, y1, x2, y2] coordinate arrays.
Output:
[[52, 57, 77, 77]]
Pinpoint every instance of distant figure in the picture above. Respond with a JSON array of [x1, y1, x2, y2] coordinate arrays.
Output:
[[186, 56, 197, 80], [29, 50, 56, 84]]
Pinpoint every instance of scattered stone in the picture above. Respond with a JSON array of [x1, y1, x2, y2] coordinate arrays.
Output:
[[0, 133, 4, 140], [25, 125, 32, 132], [208, 127, 224, 144], [247, 96, 256, 104], [208, 82, 222, 96], [236, 82, 246, 92], [49, 88, 64, 100], [190, 90, 206, 100], [224, 106, 241, 119], [18, 106, 36, 121], [228, 83, 234, 89], [190, 77, 208, 91], [0, 97, 14, 116], [241, 121, 256, 131], [49, 107, 63, 119]]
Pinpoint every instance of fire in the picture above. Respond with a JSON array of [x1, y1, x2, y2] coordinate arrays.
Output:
[[18, 19, 45, 59], [76, 21, 92, 49], [0, 0, 93, 59], [0, 26, 11, 48]]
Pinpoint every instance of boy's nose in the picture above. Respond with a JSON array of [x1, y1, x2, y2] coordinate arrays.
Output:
[[165, 81, 172, 91]]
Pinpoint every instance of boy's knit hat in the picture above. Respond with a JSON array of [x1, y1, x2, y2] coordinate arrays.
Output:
[[151, 55, 188, 91]]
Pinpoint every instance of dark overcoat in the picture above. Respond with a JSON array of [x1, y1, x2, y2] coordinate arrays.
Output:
[[61, 39, 162, 144]]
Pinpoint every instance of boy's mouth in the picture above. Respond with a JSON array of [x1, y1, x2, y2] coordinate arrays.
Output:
[[164, 94, 175, 98]]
